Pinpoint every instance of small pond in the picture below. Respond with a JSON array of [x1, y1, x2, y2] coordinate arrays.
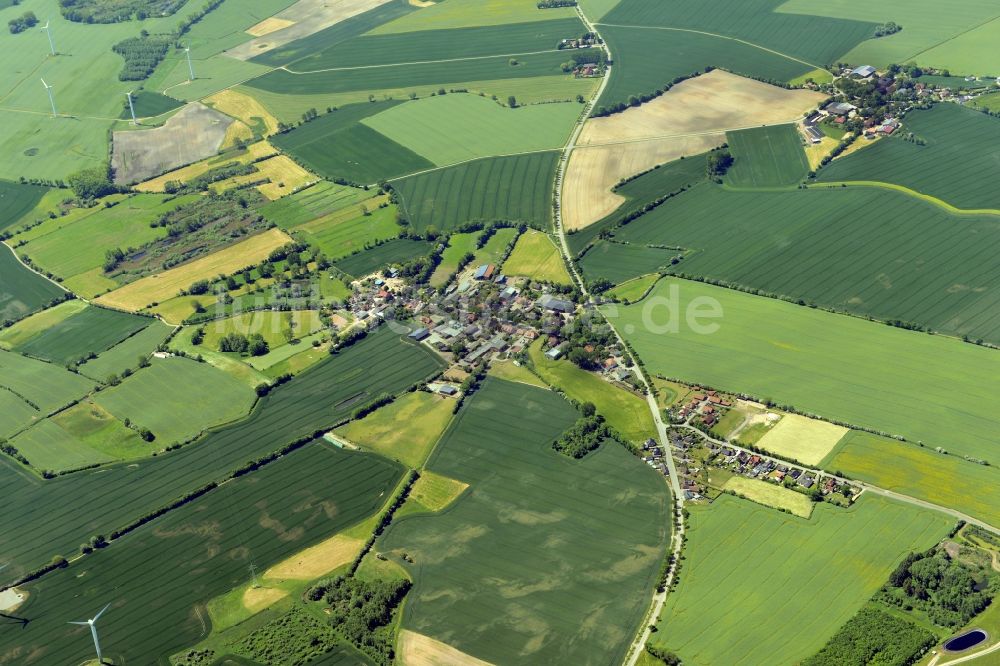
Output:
[[944, 629, 987, 652]]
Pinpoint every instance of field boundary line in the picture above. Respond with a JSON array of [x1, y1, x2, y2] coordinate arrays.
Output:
[[1, 241, 70, 296], [282, 48, 568, 74], [901, 13, 1000, 67], [808, 180, 1000, 216], [594, 22, 825, 71]]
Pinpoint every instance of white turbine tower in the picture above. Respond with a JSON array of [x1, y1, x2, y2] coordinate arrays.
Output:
[[125, 90, 137, 125], [184, 46, 195, 81], [69, 603, 111, 664], [41, 19, 56, 55], [41, 79, 57, 117]]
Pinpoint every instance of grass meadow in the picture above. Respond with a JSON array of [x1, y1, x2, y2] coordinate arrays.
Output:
[[380, 377, 670, 665], [0, 443, 402, 664], [199, 310, 324, 353], [94, 356, 256, 447], [614, 183, 1000, 344], [335, 390, 455, 468], [816, 104, 1000, 210], [363, 94, 581, 166], [371, 0, 576, 34], [297, 204, 400, 260], [0, 243, 66, 323], [722, 476, 814, 517], [502, 230, 572, 284], [393, 152, 558, 234], [822, 431, 1000, 528], [651, 494, 949, 665], [75, 319, 174, 380], [261, 181, 374, 229], [0, 349, 92, 429], [0, 328, 444, 576], [0, 299, 86, 349], [528, 339, 656, 442], [725, 124, 810, 187], [607, 274, 661, 303], [429, 231, 479, 286], [16, 306, 152, 365], [334, 238, 433, 278], [608, 279, 1000, 461]]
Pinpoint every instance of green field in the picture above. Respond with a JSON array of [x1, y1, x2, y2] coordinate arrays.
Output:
[[0, 328, 444, 576], [529, 340, 655, 442], [17, 193, 198, 293], [119, 91, 184, 119], [289, 18, 584, 72], [817, 104, 1000, 210], [9, 417, 116, 472], [246, 48, 585, 97], [0, 180, 51, 233], [269, 101, 434, 184], [502, 229, 572, 284], [261, 181, 374, 229], [725, 124, 809, 187], [335, 390, 454, 469], [298, 204, 401, 260], [612, 183, 1000, 344], [0, 442, 402, 664], [0, 299, 86, 349], [607, 274, 660, 302], [608, 278, 1000, 461], [777, 0, 1000, 73], [650, 494, 949, 665], [566, 150, 708, 255], [380, 377, 670, 665], [371, 0, 576, 34], [76, 319, 174, 380], [199, 310, 323, 354], [578, 240, 672, 285], [94, 356, 256, 446], [364, 94, 579, 166], [823, 431, 1000, 529], [970, 91, 1000, 112], [393, 152, 558, 234], [334, 239, 433, 278], [0, 349, 93, 432], [0, 243, 66, 323], [601, 0, 876, 67], [596, 26, 814, 111], [429, 231, 479, 286], [16, 305, 152, 365]]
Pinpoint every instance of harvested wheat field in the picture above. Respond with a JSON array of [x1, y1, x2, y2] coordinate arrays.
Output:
[[211, 155, 316, 199], [205, 88, 281, 136], [96, 228, 292, 311], [263, 534, 365, 581], [245, 16, 295, 37], [111, 103, 234, 185], [756, 414, 848, 466], [225, 0, 394, 60], [399, 630, 494, 666], [564, 71, 824, 229], [563, 135, 723, 230]]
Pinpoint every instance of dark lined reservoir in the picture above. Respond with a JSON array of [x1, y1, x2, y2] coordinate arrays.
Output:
[[944, 630, 987, 652]]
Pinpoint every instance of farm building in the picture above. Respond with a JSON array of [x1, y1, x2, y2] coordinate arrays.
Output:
[[823, 102, 856, 117], [851, 65, 877, 78], [473, 264, 496, 280], [408, 327, 430, 341], [538, 294, 575, 313]]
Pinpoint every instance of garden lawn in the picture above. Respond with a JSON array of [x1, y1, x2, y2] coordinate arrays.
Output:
[[334, 391, 455, 469], [502, 230, 571, 285], [608, 279, 1000, 460], [528, 339, 655, 442], [362, 94, 580, 166], [650, 493, 950, 665], [393, 152, 557, 234], [94, 356, 255, 447], [380, 377, 670, 665]]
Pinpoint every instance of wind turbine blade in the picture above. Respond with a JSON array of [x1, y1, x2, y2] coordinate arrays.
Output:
[[93, 602, 111, 621], [40, 79, 47, 87], [68, 620, 89, 625]]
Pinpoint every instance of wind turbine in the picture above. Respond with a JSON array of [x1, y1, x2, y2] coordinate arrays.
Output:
[[184, 46, 195, 81], [41, 19, 56, 55], [69, 603, 111, 664], [124, 90, 137, 125], [40, 79, 57, 117]]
